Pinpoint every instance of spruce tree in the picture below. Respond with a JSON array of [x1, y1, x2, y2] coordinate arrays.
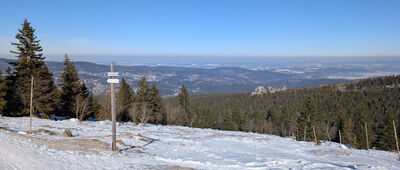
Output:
[[337, 107, 356, 145], [177, 85, 190, 111], [339, 115, 356, 146], [116, 78, 134, 122], [222, 110, 237, 131], [149, 84, 164, 124], [137, 76, 150, 108], [374, 110, 396, 151], [10, 19, 56, 117], [352, 104, 372, 149], [0, 71, 8, 114], [59, 54, 81, 117], [136, 77, 151, 123], [4, 67, 22, 116], [176, 85, 190, 125], [297, 96, 319, 142]]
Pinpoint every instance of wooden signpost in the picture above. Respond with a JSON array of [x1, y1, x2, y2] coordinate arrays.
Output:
[[365, 122, 369, 151], [393, 120, 400, 160], [108, 62, 119, 151]]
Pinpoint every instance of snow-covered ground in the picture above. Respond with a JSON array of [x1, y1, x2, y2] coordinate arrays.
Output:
[[0, 117, 399, 169]]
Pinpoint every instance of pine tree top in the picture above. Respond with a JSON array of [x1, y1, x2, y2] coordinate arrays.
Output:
[[10, 19, 44, 62]]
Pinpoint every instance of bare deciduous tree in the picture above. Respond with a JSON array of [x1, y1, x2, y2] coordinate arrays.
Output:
[[139, 103, 150, 126], [322, 120, 336, 143], [73, 94, 91, 121]]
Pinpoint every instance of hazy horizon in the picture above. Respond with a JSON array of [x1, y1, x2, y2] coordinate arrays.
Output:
[[1, 0, 400, 60]]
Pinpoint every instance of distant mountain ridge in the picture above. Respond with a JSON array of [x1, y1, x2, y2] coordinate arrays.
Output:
[[0, 58, 353, 96]]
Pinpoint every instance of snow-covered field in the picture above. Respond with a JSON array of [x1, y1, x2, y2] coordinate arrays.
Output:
[[0, 117, 399, 169]]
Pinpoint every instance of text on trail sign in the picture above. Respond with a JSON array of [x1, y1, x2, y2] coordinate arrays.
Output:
[[107, 79, 120, 84], [107, 72, 120, 77]]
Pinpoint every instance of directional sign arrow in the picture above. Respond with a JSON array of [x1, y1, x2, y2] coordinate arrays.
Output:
[[107, 72, 120, 77], [107, 79, 120, 84]]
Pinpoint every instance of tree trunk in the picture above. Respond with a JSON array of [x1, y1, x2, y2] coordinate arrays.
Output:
[[313, 125, 317, 145], [29, 76, 33, 134], [365, 121, 369, 150]]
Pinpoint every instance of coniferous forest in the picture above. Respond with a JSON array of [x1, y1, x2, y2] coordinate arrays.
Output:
[[166, 75, 400, 152], [1, 19, 400, 153]]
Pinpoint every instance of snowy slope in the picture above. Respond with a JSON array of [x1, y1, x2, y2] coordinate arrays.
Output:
[[0, 117, 399, 169]]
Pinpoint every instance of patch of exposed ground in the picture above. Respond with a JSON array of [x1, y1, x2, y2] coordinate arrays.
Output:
[[0, 127, 110, 155], [312, 149, 353, 157], [166, 165, 195, 170], [30, 128, 58, 136], [46, 138, 109, 155]]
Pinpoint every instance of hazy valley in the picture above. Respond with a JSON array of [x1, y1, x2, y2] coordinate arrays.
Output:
[[3, 57, 398, 96]]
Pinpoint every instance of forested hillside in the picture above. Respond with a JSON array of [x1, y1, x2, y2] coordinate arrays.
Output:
[[163, 75, 400, 151]]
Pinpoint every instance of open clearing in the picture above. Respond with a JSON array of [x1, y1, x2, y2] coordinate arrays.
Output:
[[0, 117, 399, 169]]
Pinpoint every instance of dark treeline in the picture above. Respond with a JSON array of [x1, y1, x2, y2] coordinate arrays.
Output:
[[163, 75, 400, 152]]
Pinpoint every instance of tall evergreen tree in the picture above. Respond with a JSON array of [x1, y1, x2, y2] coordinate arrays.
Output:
[[136, 77, 151, 123], [137, 77, 150, 107], [149, 84, 164, 124], [176, 85, 190, 125], [337, 107, 356, 145], [116, 78, 135, 122], [59, 54, 81, 117], [339, 114, 356, 146], [10, 19, 56, 116], [0, 71, 8, 114], [177, 85, 190, 112], [374, 109, 396, 151], [297, 96, 319, 142], [4, 67, 21, 116], [352, 104, 372, 149]]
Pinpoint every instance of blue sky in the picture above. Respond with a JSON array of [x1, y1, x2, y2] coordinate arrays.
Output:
[[0, 0, 399, 61]]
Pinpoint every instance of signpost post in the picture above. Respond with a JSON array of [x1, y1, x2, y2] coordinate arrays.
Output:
[[108, 62, 120, 151]]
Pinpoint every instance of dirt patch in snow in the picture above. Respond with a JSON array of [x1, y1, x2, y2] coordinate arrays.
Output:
[[312, 149, 353, 157], [116, 139, 147, 154], [116, 139, 132, 147], [205, 132, 247, 139], [165, 165, 194, 170], [1, 128, 109, 155], [30, 128, 58, 136], [0, 127, 44, 142], [46, 138, 110, 155], [39, 125, 52, 128], [176, 128, 197, 135], [202, 132, 268, 143], [335, 151, 353, 157]]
